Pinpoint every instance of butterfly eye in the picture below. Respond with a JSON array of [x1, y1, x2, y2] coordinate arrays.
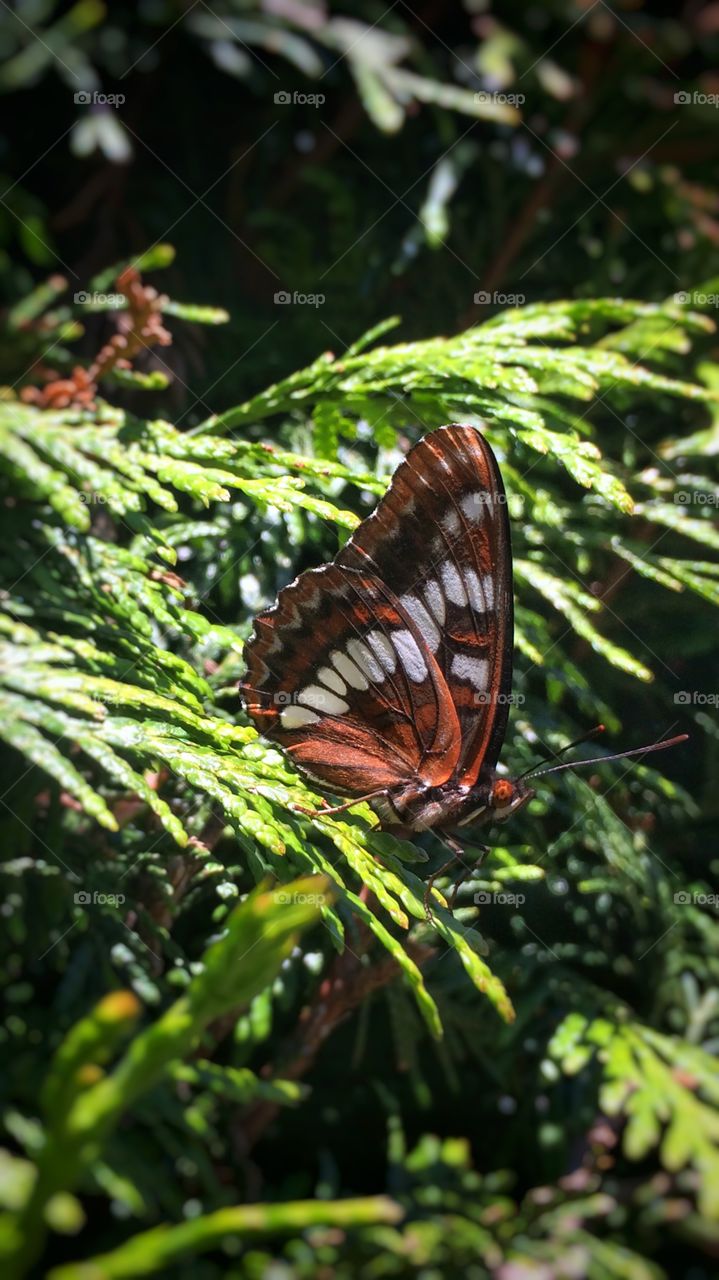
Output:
[[492, 779, 515, 806]]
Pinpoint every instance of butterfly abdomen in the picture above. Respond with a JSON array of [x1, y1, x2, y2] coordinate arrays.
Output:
[[379, 777, 494, 833]]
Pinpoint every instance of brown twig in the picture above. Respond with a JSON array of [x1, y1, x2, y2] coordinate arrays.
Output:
[[21, 267, 172, 409], [241, 926, 436, 1147], [457, 34, 614, 329]]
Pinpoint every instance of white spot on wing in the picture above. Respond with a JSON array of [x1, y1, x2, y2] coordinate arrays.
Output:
[[478, 571, 495, 610], [347, 638, 384, 683], [441, 508, 461, 536], [298, 685, 349, 715], [465, 568, 495, 613], [392, 629, 428, 682], [284, 604, 303, 631], [400, 594, 441, 651], [317, 665, 347, 696], [366, 630, 397, 674], [285, 585, 321, 630], [423, 578, 446, 625], [460, 492, 486, 522], [451, 653, 489, 691], [280, 705, 320, 729], [331, 650, 368, 690], [441, 561, 468, 606]]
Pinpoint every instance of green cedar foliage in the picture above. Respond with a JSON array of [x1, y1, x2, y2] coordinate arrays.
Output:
[[0, 265, 717, 1277]]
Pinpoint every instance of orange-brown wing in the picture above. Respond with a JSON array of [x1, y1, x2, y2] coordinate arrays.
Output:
[[241, 562, 460, 797], [336, 425, 513, 788]]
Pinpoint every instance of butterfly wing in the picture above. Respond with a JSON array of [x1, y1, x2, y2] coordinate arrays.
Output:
[[337, 425, 513, 789], [241, 562, 460, 798]]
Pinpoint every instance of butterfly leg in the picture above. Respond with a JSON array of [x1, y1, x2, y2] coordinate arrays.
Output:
[[448, 843, 489, 910], [423, 832, 468, 922], [424, 837, 489, 921], [292, 789, 389, 819], [423, 854, 459, 923]]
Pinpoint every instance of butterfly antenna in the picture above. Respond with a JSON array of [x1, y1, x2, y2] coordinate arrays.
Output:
[[525, 733, 688, 782], [515, 724, 606, 782]]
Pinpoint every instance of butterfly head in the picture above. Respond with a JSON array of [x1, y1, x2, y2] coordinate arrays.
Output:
[[451, 772, 535, 830], [486, 775, 535, 822]]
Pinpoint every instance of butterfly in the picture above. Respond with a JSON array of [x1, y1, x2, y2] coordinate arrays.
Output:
[[241, 425, 686, 862], [241, 425, 532, 838]]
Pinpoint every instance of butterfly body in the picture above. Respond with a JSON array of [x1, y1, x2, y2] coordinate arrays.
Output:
[[242, 425, 529, 835], [371, 773, 532, 834]]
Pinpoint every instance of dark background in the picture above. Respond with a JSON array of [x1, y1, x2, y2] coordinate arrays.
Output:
[[2, 1, 717, 405]]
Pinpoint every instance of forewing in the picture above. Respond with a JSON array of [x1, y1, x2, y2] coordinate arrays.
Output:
[[241, 563, 460, 797], [336, 425, 513, 788]]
